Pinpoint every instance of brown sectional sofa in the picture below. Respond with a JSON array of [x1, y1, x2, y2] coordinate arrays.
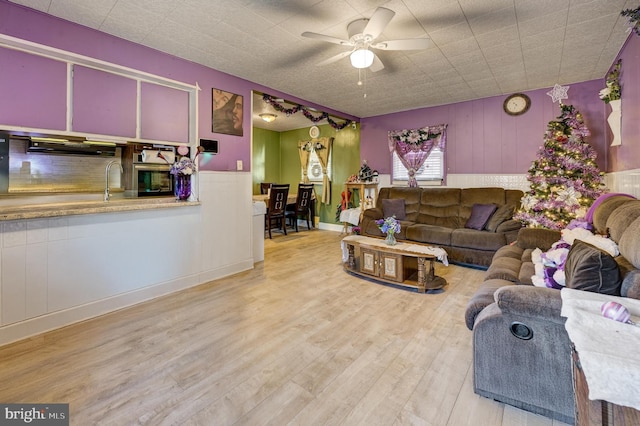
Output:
[[464, 195, 640, 423], [360, 187, 524, 267]]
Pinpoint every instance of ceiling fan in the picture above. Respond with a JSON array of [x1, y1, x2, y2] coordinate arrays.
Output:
[[301, 7, 430, 72]]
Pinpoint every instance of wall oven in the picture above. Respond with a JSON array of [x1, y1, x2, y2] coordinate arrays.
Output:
[[132, 162, 174, 196]]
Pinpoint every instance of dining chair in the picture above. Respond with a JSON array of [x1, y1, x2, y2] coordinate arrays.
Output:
[[260, 182, 273, 195], [265, 184, 290, 239], [285, 183, 315, 232]]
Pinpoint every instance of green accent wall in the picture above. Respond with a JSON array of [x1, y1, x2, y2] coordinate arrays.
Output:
[[251, 127, 281, 194], [252, 124, 360, 225]]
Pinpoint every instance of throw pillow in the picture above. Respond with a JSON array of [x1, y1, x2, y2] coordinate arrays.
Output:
[[465, 203, 497, 230], [382, 198, 406, 220], [484, 204, 515, 232], [564, 240, 622, 295]]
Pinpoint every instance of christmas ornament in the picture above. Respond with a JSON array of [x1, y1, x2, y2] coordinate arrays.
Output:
[[601, 301, 635, 325], [546, 84, 570, 104]]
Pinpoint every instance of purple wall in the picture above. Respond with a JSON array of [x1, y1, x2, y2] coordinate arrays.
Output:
[[0, 1, 356, 171], [611, 34, 640, 172], [2, 0, 638, 175], [361, 80, 610, 175]]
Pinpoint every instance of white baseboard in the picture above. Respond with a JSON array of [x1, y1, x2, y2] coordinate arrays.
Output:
[[318, 222, 345, 233]]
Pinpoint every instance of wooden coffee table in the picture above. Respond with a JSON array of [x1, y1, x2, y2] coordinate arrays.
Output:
[[342, 235, 448, 293]]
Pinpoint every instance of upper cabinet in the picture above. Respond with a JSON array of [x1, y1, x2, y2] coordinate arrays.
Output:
[[72, 66, 137, 137], [140, 82, 189, 143], [0, 47, 67, 131], [0, 35, 197, 145]]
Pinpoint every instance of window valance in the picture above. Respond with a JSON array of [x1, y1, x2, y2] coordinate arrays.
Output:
[[388, 124, 448, 187]]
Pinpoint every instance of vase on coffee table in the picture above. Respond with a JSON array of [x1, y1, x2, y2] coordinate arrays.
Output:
[[385, 232, 397, 246]]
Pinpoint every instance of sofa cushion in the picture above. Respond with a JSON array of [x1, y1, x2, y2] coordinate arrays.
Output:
[[516, 227, 562, 251], [460, 187, 506, 220], [591, 195, 636, 235], [451, 228, 506, 251], [619, 216, 640, 269], [621, 270, 640, 299], [485, 204, 515, 232], [376, 187, 422, 222], [405, 224, 453, 246], [417, 188, 461, 228], [382, 198, 406, 220], [564, 240, 622, 295], [605, 200, 640, 243], [505, 189, 524, 207], [485, 256, 522, 282], [518, 262, 535, 285], [493, 244, 524, 260], [465, 203, 498, 230]]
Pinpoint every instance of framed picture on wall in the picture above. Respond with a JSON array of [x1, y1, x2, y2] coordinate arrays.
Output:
[[212, 88, 243, 136]]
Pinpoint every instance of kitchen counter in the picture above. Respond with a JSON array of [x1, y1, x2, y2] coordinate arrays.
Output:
[[0, 194, 199, 221]]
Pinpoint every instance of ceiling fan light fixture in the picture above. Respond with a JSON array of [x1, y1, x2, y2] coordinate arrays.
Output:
[[350, 49, 374, 69], [259, 113, 277, 123]]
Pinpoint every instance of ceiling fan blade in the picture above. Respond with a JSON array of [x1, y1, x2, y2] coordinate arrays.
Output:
[[373, 38, 430, 51], [369, 54, 384, 72], [363, 7, 395, 39], [316, 50, 352, 66], [301, 31, 350, 46]]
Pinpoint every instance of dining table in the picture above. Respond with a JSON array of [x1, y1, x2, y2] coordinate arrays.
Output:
[[252, 192, 316, 228]]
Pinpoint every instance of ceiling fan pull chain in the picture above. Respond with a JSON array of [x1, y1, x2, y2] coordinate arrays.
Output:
[[363, 69, 367, 99]]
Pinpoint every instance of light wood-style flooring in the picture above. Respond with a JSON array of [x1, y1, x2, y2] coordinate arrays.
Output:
[[0, 230, 570, 425]]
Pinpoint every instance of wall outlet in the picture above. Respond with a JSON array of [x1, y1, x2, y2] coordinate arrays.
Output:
[[236, 160, 243, 171]]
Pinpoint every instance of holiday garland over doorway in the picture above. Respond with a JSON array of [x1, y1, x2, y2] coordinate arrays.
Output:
[[515, 91, 606, 230], [262, 94, 353, 130]]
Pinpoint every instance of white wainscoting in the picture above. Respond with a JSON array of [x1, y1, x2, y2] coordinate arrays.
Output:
[[365, 174, 529, 191], [605, 168, 640, 198], [445, 174, 529, 191], [0, 171, 254, 346], [383, 172, 640, 197]]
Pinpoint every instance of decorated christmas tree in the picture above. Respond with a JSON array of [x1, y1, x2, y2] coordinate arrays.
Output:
[[515, 103, 606, 230]]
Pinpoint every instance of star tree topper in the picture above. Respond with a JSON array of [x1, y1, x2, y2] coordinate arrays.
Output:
[[547, 83, 570, 104]]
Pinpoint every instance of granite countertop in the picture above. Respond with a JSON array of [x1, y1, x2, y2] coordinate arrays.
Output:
[[0, 195, 200, 221]]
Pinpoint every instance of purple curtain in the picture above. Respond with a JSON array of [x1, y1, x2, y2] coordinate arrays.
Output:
[[388, 124, 448, 187]]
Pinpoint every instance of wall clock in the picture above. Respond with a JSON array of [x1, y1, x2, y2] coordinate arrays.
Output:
[[309, 126, 320, 138], [503, 93, 531, 116]]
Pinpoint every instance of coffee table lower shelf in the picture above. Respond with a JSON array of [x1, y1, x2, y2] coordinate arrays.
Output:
[[342, 237, 447, 293]]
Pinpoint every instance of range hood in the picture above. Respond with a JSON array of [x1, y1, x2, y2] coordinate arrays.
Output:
[[27, 137, 117, 156]]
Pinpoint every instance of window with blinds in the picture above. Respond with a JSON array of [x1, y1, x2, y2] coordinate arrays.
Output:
[[392, 147, 444, 185]]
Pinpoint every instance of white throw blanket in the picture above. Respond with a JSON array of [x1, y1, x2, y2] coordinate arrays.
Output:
[[560, 288, 640, 410], [341, 235, 449, 266], [339, 208, 362, 226]]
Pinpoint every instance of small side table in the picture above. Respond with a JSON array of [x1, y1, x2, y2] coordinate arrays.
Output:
[[561, 289, 640, 426], [342, 182, 378, 231], [572, 345, 640, 426]]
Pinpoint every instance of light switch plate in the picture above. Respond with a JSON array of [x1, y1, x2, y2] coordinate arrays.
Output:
[[236, 160, 243, 171]]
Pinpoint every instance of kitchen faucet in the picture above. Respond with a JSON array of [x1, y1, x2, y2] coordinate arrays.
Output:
[[104, 160, 124, 201]]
